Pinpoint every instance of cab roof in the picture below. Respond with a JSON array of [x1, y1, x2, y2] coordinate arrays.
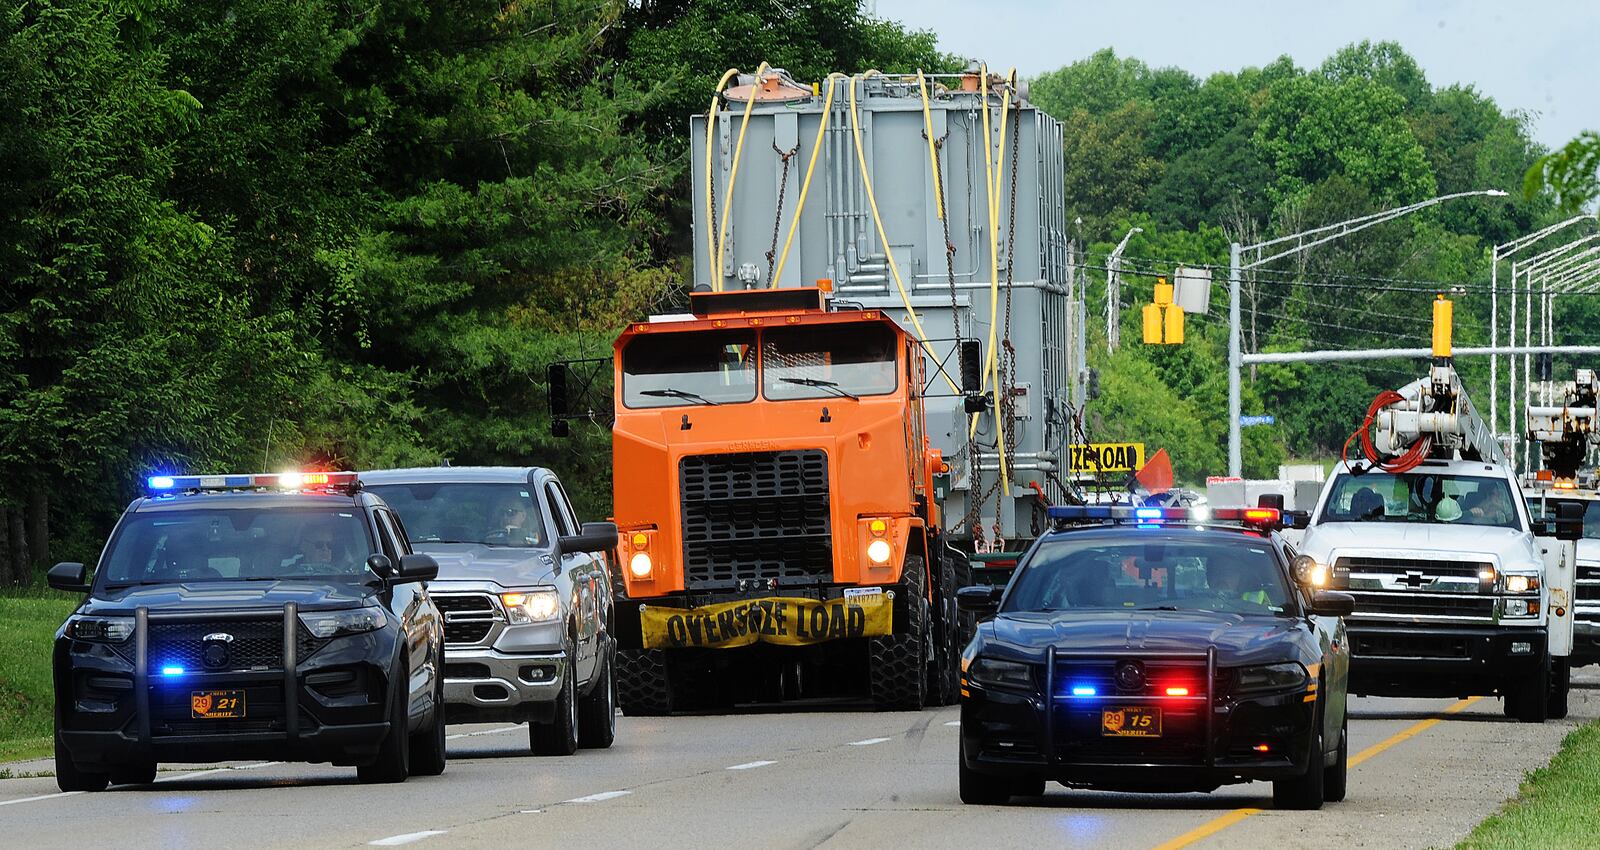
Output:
[[131, 490, 370, 513], [358, 466, 547, 485]]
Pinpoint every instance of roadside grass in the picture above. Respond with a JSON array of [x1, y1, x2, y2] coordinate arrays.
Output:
[[1457, 719, 1600, 849], [0, 591, 78, 763]]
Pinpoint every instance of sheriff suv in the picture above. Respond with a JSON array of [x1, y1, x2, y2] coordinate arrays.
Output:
[[359, 467, 619, 755], [50, 472, 446, 790], [958, 505, 1355, 809]]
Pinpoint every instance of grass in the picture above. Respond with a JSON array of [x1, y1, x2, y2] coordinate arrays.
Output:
[[1456, 719, 1600, 849], [0, 591, 79, 763]]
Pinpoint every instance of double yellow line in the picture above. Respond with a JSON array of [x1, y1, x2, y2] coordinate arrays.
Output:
[[1150, 697, 1482, 850]]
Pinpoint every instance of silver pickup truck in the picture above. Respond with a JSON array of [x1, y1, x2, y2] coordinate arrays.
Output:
[[359, 467, 617, 755]]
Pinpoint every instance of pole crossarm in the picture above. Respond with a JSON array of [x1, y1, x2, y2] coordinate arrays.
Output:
[[1241, 190, 1506, 263], [1242, 345, 1600, 365], [1494, 214, 1599, 260], [1526, 247, 1600, 282], [1517, 234, 1600, 276]]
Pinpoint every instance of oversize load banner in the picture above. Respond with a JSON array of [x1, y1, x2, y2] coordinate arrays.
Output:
[[640, 595, 893, 649]]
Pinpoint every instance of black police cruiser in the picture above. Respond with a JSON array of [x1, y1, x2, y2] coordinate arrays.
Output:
[[957, 505, 1355, 809], [49, 472, 446, 790]]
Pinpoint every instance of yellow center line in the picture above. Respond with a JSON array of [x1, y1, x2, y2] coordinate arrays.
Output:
[[1148, 696, 1482, 850]]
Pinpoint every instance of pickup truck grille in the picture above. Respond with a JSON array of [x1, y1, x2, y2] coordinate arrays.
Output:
[[1346, 591, 1495, 620], [1335, 556, 1498, 623], [1335, 556, 1492, 578], [679, 450, 833, 590], [432, 593, 499, 645]]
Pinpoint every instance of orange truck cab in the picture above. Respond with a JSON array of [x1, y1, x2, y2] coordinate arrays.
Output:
[[606, 287, 963, 712]]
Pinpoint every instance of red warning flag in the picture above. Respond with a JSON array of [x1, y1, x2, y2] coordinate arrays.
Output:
[[1135, 448, 1173, 494]]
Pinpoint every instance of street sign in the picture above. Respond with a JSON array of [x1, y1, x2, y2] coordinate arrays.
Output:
[[1070, 442, 1146, 474], [1239, 414, 1276, 427], [1205, 475, 1243, 485]]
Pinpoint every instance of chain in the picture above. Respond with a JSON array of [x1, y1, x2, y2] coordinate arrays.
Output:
[[764, 141, 800, 287], [708, 134, 720, 278]]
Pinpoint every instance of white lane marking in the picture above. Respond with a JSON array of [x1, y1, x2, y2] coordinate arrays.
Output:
[[564, 790, 631, 803], [726, 760, 775, 770], [468, 725, 523, 737], [236, 761, 282, 769], [518, 810, 543, 814], [0, 791, 84, 808], [155, 768, 231, 783], [944, 721, 961, 727], [369, 831, 447, 846], [446, 733, 469, 740], [848, 737, 891, 746]]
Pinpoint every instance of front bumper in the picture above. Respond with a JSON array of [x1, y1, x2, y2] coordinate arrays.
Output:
[[1346, 624, 1546, 696], [960, 649, 1317, 791], [441, 646, 567, 724], [1572, 620, 1600, 666]]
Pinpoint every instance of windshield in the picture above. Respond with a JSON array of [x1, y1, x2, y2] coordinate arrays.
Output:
[[366, 483, 546, 547], [762, 323, 898, 400], [1526, 495, 1600, 539], [100, 509, 375, 585], [621, 329, 756, 408], [1320, 471, 1523, 530], [1003, 535, 1292, 616]]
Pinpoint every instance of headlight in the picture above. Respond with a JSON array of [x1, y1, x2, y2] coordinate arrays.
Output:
[[65, 616, 134, 643], [299, 607, 385, 639], [1504, 574, 1539, 594], [1232, 662, 1309, 693], [501, 588, 561, 624], [866, 539, 892, 564], [1503, 598, 1540, 617], [966, 656, 1034, 690], [629, 552, 653, 579]]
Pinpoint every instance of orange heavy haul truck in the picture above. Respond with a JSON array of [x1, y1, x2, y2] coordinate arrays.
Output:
[[553, 66, 1078, 710]]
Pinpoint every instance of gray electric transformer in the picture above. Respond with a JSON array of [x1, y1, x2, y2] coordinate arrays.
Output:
[[689, 69, 1083, 548]]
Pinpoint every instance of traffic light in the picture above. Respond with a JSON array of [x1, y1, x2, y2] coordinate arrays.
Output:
[[1142, 278, 1184, 344]]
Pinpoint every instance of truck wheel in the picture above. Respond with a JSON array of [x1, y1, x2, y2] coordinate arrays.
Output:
[[532, 640, 580, 756], [1547, 657, 1570, 721], [409, 649, 448, 777], [578, 644, 617, 749], [1515, 658, 1551, 724], [1272, 714, 1325, 810], [54, 730, 108, 793], [617, 648, 672, 716], [869, 555, 928, 711], [358, 661, 413, 784], [927, 553, 960, 707], [1323, 713, 1348, 803]]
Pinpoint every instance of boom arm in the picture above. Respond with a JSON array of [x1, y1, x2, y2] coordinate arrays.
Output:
[[1526, 368, 1599, 479], [1372, 361, 1508, 467]]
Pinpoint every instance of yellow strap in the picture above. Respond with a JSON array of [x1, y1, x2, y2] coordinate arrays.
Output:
[[917, 71, 944, 221], [713, 62, 770, 292], [771, 73, 847, 287], [846, 75, 959, 394]]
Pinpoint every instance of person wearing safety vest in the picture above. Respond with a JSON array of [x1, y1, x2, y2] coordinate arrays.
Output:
[[1205, 559, 1270, 607]]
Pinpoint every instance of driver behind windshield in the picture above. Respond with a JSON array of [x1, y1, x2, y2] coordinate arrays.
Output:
[[492, 496, 539, 546], [283, 520, 359, 575]]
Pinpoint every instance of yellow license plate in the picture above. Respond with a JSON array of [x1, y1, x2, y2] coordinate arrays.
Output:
[[1101, 706, 1161, 737], [191, 689, 247, 719]]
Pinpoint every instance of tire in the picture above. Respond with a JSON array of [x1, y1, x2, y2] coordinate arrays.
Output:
[[617, 647, 672, 716], [109, 760, 157, 786], [408, 650, 448, 777], [1323, 713, 1348, 803], [1548, 657, 1570, 721], [958, 737, 1041, 805], [532, 641, 580, 756], [358, 661, 412, 784], [927, 553, 961, 707], [578, 643, 617, 749], [869, 555, 929, 711], [1273, 704, 1326, 810], [54, 731, 108, 793], [1515, 657, 1551, 724]]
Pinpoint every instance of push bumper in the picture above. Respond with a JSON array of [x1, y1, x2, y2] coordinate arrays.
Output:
[[1346, 624, 1546, 696]]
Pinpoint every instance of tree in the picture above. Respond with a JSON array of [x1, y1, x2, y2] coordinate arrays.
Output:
[[1525, 131, 1600, 214]]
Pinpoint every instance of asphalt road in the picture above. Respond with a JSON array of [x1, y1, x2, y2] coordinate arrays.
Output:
[[3, 670, 1596, 850]]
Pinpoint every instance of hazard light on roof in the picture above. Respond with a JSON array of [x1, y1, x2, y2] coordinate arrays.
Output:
[[145, 472, 358, 494], [1047, 505, 1283, 528]]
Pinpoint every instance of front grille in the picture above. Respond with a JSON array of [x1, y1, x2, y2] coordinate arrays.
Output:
[[1351, 632, 1470, 658], [433, 593, 499, 645], [1053, 658, 1220, 698], [148, 620, 283, 673], [679, 450, 833, 589], [1348, 592, 1496, 619], [1335, 556, 1492, 578], [150, 684, 287, 737]]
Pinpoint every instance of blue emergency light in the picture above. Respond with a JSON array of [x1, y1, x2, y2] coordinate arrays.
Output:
[[1047, 505, 1283, 528], [144, 471, 358, 495], [161, 666, 185, 677], [1070, 685, 1098, 697]]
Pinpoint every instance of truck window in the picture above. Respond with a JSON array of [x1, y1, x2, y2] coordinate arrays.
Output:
[[621, 329, 756, 408], [367, 483, 546, 548], [762, 322, 898, 400], [98, 509, 376, 585], [1525, 496, 1600, 539], [1320, 471, 1523, 531]]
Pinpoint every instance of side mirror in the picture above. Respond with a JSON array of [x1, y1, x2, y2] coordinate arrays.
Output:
[[365, 553, 395, 578], [1555, 501, 1584, 542], [394, 553, 440, 583], [956, 584, 1003, 616], [1308, 590, 1355, 618], [1257, 493, 1285, 511], [559, 521, 619, 556], [47, 562, 89, 593], [547, 363, 569, 437]]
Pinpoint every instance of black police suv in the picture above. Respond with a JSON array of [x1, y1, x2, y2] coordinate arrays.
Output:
[[957, 505, 1355, 809], [49, 472, 447, 790]]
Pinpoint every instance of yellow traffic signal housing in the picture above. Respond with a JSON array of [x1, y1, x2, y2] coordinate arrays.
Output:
[[1432, 295, 1452, 358], [1164, 302, 1184, 344], [1142, 277, 1184, 344], [1142, 303, 1163, 344]]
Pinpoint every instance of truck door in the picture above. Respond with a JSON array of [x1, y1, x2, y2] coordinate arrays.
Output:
[[546, 481, 598, 685]]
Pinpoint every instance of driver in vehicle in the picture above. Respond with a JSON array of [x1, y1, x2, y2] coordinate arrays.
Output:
[[1206, 559, 1270, 607], [1465, 486, 1514, 525], [284, 522, 352, 574], [493, 497, 538, 545]]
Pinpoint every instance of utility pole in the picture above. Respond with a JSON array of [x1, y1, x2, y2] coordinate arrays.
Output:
[[1105, 227, 1141, 352]]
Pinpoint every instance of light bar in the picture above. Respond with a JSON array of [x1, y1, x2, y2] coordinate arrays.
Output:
[[1070, 685, 1097, 697], [144, 472, 358, 494], [161, 666, 185, 676], [1047, 505, 1283, 528]]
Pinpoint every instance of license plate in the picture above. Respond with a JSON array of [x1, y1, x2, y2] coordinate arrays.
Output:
[[191, 689, 247, 719], [1101, 706, 1161, 737]]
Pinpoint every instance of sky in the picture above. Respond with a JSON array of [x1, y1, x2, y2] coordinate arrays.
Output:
[[872, 0, 1595, 150]]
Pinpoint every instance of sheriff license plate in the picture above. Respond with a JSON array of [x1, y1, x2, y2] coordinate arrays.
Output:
[[1101, 706, 1161, 737], [191, 689, 247, 719]]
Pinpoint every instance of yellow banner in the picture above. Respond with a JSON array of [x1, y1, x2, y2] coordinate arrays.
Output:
[[640, 594, 893, 649], [1069, 442, 1146, 473]]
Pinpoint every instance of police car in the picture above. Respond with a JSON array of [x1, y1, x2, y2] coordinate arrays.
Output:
[[49, 472, 447, 790], [957, 505, 1355, 809]]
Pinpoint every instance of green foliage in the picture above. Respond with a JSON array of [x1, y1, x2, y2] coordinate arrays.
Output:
[[1524, 131, 1600, 214], [0, 593, 79, 760]]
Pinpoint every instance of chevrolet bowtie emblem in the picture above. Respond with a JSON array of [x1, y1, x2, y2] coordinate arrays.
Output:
[[1399, 572, 1432, 589]]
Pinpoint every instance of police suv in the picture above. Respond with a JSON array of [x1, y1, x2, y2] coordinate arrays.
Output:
[[49, 472, 446, 790]]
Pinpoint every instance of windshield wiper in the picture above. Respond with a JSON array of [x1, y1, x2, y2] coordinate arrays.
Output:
[[780, 377, 859, 400], [1136, 605, 1183, 611], [639, 388, 719, 406]]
